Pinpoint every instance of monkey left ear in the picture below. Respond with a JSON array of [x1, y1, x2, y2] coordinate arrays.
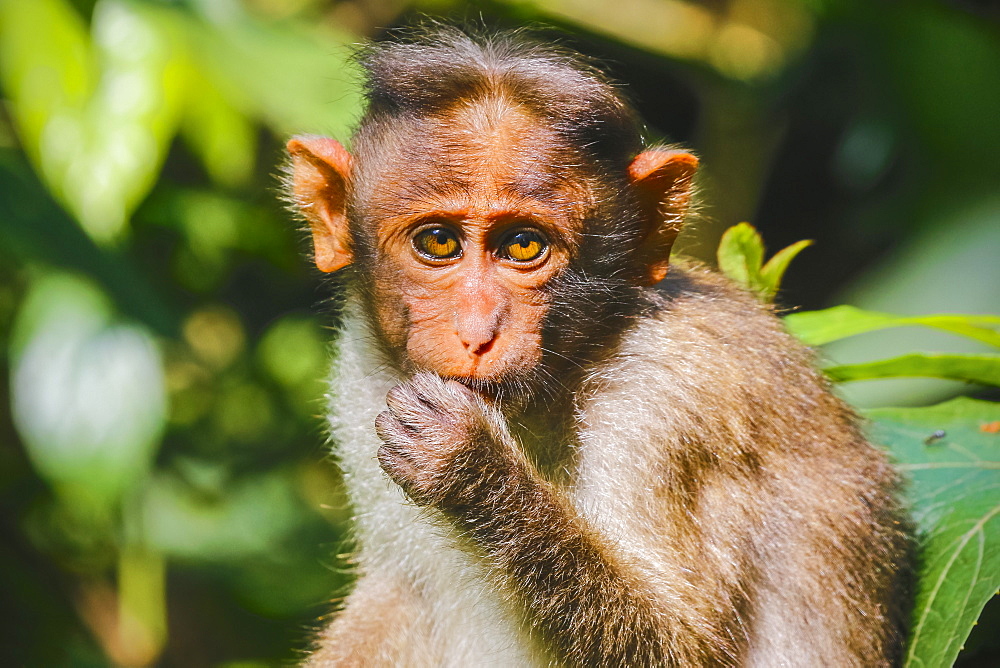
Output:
[[628, 149, 699, 286], [287, 135, 354, 273]]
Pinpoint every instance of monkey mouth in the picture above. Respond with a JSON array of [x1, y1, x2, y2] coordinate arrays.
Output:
[[445, 372, 540, 406], [448, 375, 503, 397]]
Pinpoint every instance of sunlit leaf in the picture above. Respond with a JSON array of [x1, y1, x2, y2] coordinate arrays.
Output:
[[0, 0, 188, 242], [758, 238, 812, 299], [179, 64, 256, 188], [824, 353, 1000, 386], [214, 381, 275, 442], [866, 399, 1000, 668], [785, 305, 1000, 348], [258, 315, 328, 415], [143, 467, 304, 562], [0, 155, 177, 334], [516, 0, 815, 82], [70, 0, 187, 241], [182, 304, 245, 369], [117, 546, 167, 665], [717, 222, 764, 290], [10, 273, 167, 507], [188, 13, 362, 137], [0, 0, 95, 186], [717, 223, 812, 302]]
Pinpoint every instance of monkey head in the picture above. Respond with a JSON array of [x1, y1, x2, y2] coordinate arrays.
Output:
[[287, 44, 696, 399]]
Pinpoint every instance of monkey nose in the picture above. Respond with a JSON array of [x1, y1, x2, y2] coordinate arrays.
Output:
[[454, 296, 505, 357]]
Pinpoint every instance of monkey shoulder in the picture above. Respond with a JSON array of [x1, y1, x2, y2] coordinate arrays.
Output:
[[577, 264, 865, 461], [636, 263, 821, 393]]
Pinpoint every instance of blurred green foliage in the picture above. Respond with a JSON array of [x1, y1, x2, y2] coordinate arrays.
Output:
[[0, 0, 997, 666]]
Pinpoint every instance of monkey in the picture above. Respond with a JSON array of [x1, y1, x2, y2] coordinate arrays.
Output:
[[285, 26, 912, 667]]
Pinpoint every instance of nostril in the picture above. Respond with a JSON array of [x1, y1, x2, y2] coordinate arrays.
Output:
[[459, 329, 498, 357], [469, 336, 496, 357]]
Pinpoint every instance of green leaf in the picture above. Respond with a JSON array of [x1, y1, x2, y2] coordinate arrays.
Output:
[[758, 238, 813, 299], [10, 274, 167, 508], [866, 398, 1000, 668], [0, 152, 177, 335], [179, 64, 256, 188], [0, 0, 94, 184], [0, 0, 189, 243], [785, 305, 1000, 347], [717, 223, 812, 301], [189, 14, 362, 138], [824, 353, 1000, 386], [717, 222, 764, 291], [143, 468, 304, 563]]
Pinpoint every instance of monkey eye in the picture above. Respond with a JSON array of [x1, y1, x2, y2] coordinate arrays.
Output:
[[413, 227, 462, 260], [498, 229, 548, 263]]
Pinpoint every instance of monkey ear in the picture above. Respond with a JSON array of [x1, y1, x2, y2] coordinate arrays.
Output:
[[628, 149, 699, 286], [287, 135, 354, 273]]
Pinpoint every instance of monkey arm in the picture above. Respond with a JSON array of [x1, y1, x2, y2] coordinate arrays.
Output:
[[375, 373, 731, 667], [447, 459, 686, 667]]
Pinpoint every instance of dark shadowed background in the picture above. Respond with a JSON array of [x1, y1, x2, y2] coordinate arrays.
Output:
[[1, 0, 998, 665]]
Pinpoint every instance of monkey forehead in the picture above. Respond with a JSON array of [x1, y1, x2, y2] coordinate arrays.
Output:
[[355, 101, 596, 219]]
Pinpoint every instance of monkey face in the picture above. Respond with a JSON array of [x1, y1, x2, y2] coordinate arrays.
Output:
[[371, 209, 572, 389], [364, 167, 586, 394], [347, 108, 594, 395]]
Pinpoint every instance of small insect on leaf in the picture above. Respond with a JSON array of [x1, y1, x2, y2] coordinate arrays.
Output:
[[980, 421, 1000, 434], [924, 430, 947, 445]]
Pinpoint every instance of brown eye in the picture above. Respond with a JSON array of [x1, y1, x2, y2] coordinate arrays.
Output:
[[414, 227, 461, 259], [500, 229, 547, 263]]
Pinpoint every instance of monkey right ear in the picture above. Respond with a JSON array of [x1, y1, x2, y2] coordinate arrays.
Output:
[[287, 135, 354, 273]]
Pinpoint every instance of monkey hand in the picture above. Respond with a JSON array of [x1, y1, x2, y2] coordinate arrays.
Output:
[[375, 372, 511, 509]]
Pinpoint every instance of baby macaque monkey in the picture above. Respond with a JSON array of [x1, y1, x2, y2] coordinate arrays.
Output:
[[287, 26, 911, 667]]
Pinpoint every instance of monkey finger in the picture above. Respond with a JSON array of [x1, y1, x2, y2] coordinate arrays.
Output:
[[374, 409, 418, 444], [409, 371, 455, 397], [385, 382, 422, 414], [440, 377, 478, 402], [385, 393, 451, 436], [386, 388, 460, 436], [412, 374, 482, 424], [402, 373, 459, 415], [376, 443, 419, 488]]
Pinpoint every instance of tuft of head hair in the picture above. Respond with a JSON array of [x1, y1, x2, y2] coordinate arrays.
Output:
[[354, 24, 643, 166]]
